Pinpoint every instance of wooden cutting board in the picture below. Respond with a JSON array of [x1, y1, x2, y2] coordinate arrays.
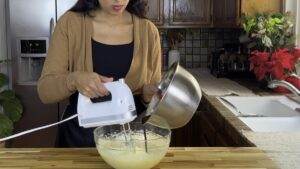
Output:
[[0, 147, 278, 168]]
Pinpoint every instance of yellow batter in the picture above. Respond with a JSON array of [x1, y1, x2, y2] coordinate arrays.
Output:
[[96, 131, 170, 169]]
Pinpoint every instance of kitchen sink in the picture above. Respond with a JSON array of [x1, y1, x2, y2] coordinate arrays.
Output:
[[239, 117, 300, 132], [218, 96, 300, 132], [218, 96, 300, 117]]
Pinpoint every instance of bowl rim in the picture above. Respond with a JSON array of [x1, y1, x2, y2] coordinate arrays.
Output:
[[93, 123, 171, 142]]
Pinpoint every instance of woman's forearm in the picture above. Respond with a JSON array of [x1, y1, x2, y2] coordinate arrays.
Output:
[[37, 73, 75, 104]]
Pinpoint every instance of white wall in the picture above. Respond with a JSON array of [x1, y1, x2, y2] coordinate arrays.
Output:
[[0, 0, 7, 74], [285, 0, 300, 75], [285, 0, 300, 47]]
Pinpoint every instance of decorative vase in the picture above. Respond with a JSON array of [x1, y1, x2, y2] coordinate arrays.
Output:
[[168, 49, 180, 68]]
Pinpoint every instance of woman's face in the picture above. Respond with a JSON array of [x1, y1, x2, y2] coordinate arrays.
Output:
[[98, 0, 130, 15]]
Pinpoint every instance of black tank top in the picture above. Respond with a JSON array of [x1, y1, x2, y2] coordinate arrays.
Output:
[[92, 39, 134, 80], [90, 39, 145, 117], [68, 39, 134, 106]]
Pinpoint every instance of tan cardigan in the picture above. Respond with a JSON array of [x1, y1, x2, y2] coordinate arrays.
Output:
[[37, 12, 161, 104]]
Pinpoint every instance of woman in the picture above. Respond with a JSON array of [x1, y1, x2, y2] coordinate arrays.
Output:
[[37, 0, 161, 147]]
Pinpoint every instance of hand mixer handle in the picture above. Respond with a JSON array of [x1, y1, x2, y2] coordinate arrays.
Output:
[[90, 92, 112, 103]]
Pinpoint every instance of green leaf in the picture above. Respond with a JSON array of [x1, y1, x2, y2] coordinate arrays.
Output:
[[262, 35, 273, 48], [0, 113, 13, 138], [0, 73, 8, 88], [0, 90, 16, 101], [242, 12, 295, 51], [2, 99, 23, 123], [244, 18, 256, 33]]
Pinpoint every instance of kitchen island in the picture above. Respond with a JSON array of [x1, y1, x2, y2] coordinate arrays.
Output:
[[0, 147, 278, 168]]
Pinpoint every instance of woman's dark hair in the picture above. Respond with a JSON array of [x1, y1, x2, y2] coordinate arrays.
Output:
[[70, 0, 147, 18]]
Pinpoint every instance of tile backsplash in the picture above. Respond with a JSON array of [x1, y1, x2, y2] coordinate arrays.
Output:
[[159, 28, 242, 69]]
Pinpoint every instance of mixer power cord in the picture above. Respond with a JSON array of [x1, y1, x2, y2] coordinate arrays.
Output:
[[0, 114, 78, 142]]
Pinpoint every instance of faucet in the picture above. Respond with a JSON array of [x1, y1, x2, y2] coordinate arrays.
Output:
[[268, 75, 300, 96]]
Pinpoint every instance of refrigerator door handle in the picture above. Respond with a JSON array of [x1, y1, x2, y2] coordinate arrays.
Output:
[[50, 17, 55, 38]]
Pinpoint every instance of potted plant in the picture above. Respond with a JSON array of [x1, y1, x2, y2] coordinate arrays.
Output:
[[0, 60, 23, 147], [164, 29, 185, 67], [242, 12, 300, 92]]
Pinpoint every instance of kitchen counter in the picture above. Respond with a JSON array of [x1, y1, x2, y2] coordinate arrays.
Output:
[[188, 69, 257, 96], [242, 132, 300, 169], [200, 92, 300, 169], [0, 147, 278, 168], [188, 68, 300, 169]]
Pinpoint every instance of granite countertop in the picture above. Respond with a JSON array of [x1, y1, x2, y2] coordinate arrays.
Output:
[[188, 68, 257, 96], [188, 68, 300, 169]]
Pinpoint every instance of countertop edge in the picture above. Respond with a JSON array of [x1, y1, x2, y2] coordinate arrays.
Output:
[[201, 94, 256, 146]]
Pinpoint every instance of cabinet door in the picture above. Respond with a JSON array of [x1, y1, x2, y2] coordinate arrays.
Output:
[[145, 0, 164, 25], [170, 0, 212, 26], [213, 0, 240, 28], [241, 0, 283, 16], [8, 86, 58, 148]]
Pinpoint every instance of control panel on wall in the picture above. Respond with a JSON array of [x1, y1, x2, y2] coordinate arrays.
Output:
[[17, 37, 49, 85]]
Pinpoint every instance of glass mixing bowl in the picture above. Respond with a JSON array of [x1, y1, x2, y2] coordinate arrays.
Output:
[[94, 122, 171, 169]]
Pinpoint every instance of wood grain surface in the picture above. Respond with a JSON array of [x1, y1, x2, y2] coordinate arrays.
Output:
[[0, 147, 278, 169]]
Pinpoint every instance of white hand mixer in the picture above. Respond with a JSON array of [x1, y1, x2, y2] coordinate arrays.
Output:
[[0, 78, 139, 142], [78, 78, 137, 128]]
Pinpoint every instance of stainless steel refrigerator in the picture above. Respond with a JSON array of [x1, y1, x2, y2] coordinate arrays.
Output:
[[6, 0, 78, 147]]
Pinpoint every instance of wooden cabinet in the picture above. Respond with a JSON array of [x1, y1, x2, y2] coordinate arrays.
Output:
[[170, 97, 254, 147], [144, 0, 283, 28], [213, 0, 240, 28], [145, 0, 164, 25], [241, 0, 283, 16], [8, 86, 58, 148], [170, 111, 203, 147], [169, 0, 212, 27]]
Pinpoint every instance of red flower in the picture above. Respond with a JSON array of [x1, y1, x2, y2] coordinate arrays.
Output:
[[291, 48, 300, 65], [249, 48, 299, 81], [286, 76, 300, 89], [249, 51, 269, 69], [272, 49, 294, 70], [273, 86, 291, 93], [273, 76, 300, 93], [270, 64, 285, 80], [249, 51, 270, 80], [253, 65, 268, 80]]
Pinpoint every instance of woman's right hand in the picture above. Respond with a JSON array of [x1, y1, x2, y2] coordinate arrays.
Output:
[[69, 72, 113, 98]]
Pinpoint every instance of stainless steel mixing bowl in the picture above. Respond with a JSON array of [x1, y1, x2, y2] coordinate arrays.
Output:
[[146, 62, 202, 129]]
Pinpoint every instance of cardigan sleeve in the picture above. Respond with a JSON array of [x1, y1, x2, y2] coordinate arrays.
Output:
[[37, 14, 76, 104], [150, 25, 162, 86], [142, 22, 162, 102]]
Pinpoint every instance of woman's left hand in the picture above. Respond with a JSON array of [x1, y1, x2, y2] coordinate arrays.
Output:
[[142, 84, 159, 103]]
